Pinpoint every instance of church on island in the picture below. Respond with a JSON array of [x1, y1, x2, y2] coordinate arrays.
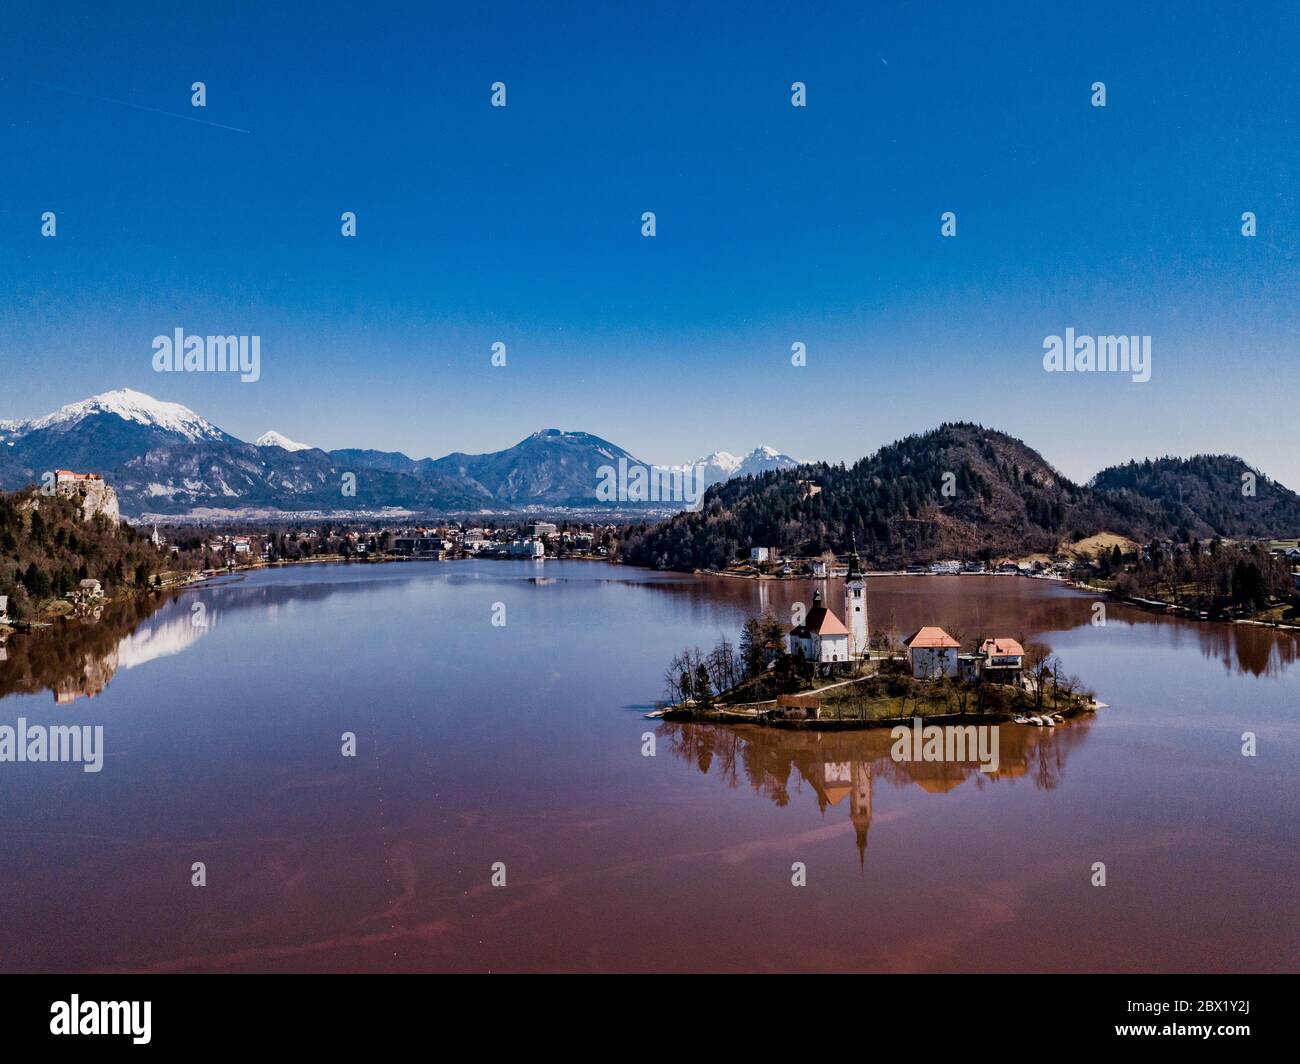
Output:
[[788, 550, 869, 670], [786, 543, 1025, 684]]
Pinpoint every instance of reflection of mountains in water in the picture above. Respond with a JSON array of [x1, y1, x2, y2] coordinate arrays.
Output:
[[660, 719, 1093, 866], [0, 575, 349, 704]]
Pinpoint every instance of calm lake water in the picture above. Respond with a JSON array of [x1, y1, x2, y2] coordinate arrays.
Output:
[[0, 561, 1296, 972]]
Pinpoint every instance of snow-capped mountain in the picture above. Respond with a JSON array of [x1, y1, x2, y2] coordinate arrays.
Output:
[[0, 388, 240, 479], [2, 388, 228, 444], [255, 430, 314, 452], [0, 391, 662, 516], [735, 444, 799, 477], [684, 445, 800, 488]]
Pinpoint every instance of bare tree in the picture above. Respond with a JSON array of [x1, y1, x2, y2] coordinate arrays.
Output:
[[1023, 642, 1058, 713]]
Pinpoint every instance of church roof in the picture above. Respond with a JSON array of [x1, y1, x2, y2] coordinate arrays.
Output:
[[798, 603, 848, 637]]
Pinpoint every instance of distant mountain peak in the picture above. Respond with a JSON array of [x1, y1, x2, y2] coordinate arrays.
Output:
[[527, 428, 604, 443], [14, 387, 227, 443], [692, 450, 743, 474], [255, 430, 313, 452], [683, 445, 800, 488]]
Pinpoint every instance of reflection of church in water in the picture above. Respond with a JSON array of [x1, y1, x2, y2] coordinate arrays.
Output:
[[800, 759, 875, 867], [792, 746, 1044, 867]]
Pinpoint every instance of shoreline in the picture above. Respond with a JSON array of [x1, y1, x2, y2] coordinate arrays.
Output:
[[1065, 578, 1300, 633], [7, 551, 1295, 641], [1, 550, 613, 636], [697, 567, 1300, 634], [657, 699, 1099, 732]]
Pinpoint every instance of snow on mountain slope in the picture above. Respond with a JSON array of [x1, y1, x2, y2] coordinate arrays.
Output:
[[680, 445, 799, 487], [6, 388, 229, 443], [255, 430, 313, 452], [735, 444, 798, 477]]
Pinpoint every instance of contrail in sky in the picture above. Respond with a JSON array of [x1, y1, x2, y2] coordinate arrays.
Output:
[[31, 80, 252, 134]]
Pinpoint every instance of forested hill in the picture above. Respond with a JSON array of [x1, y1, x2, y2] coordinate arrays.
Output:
[[0, 487, 170, 623], [619, 424, 1299, 571], [1089, 456, 1300, 540]]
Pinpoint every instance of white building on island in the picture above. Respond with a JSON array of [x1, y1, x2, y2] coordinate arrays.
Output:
[[903, 626, 961, 679], [789, 539, 870, 669], [788, 590, 849, 665]]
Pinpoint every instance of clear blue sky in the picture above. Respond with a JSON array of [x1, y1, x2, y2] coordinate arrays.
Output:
[[1, 1, 1296, 484]]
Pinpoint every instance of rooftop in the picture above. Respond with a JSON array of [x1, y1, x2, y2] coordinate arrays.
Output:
[[980, 638, 1025, 658], [904, 626, 961, 649]]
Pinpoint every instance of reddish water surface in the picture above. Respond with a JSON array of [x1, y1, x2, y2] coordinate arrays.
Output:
[[0, 562, 1295, 972]]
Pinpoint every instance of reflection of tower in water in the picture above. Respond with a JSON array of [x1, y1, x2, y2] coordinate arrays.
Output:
[[819, 759, 874, 867], [850, 761, 872, 868]]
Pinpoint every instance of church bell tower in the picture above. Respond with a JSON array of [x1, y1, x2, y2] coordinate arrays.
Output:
[[845, 535, 868, 658]]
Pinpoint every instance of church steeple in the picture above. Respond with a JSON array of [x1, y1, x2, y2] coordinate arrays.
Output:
[[844, 533, 868, 659], [847, 533, 863, 579]]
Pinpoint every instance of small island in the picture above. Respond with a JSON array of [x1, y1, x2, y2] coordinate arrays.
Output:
[[654, 550, 1098, 730]]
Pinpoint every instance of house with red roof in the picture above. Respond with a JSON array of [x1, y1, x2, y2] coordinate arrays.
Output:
[[903, 626, 961, 679], [979, 637, 1025, 683]]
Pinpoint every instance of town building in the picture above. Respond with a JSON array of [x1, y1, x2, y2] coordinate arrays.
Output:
[[395, 536, 445, 557], [509, 538, 545, 559], [462, 532, 492, 553], [749, 546, 770, 563]]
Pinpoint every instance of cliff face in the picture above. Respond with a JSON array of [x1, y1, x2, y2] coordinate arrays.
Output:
[[58, 480, 121, 524]]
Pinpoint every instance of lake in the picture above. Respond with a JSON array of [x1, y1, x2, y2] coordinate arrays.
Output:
[[0, 560, 1296, 972]]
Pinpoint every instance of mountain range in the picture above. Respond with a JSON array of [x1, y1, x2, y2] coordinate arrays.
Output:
[[619, 423, 1300, 570], [0, 390, 797, 518], [686, 446, 800, 489]]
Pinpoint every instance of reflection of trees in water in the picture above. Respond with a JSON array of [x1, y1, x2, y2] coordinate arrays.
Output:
[[660, 719, 1093, 864], [1190, 621, 1300, 678], [0, 594, 179, 702], [0, 575, 346, 704]]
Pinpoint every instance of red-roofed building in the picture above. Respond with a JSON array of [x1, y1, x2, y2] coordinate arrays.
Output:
[[979, 638, 1024, 682], [904, 626, 961, 679], [789, 590, 850, 667]]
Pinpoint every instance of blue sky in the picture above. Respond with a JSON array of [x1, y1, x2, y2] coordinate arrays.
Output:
[[1, 1, 1296, 484]]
